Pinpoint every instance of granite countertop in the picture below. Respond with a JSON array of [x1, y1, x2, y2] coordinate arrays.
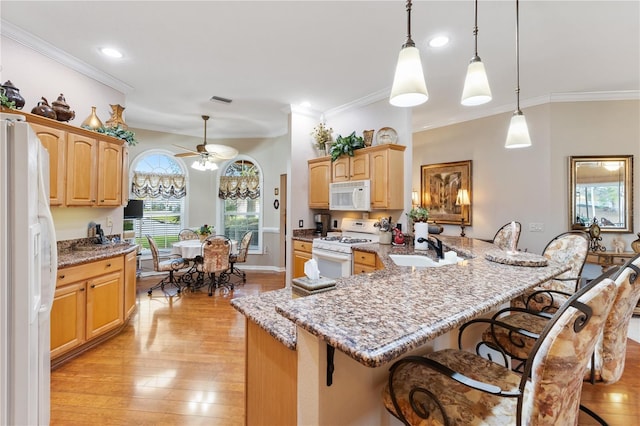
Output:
[[57, 239, 139, 269], [231, 236, 569, 367]]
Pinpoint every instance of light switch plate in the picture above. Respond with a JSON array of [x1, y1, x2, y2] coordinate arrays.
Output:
[[529, 223, 544, 232]]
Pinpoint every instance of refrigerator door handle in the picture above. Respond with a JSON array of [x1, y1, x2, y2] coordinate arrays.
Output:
[[37, 143, 57, 313]]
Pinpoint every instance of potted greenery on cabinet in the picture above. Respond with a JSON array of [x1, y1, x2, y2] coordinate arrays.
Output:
[[329, 131, 365, 162]]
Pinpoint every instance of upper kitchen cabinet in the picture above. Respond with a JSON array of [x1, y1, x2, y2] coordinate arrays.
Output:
[[30, 123, 66, 206], [369, 145, 405, 210], [16, 109, 127, 207], [308, 157, 331, 209], [332, 150, 370, 182]]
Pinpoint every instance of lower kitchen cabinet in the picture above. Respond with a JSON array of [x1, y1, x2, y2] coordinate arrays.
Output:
[[293, 240, 312, 279], [51, 253, 134, 363], [352, 249, 383, 275]]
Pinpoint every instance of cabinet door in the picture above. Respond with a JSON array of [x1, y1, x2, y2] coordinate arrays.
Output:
[[350, 152, 370, 181], [97, 140, 123, 206], [31, 124, 66, 206], [50, 281, 86, 359], [124, 250, 137, 319], [66, 134, 97, 206], [332, 157, 350, 182], [370, 147, 404, 209], [308, 159, 331, 208], [121, 145, 130, 206], [86, 271, 124, 340], [293, 250, 312, 279]]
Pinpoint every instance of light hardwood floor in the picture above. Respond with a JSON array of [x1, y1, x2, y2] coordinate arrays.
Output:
[[50, 272, 639, 425]]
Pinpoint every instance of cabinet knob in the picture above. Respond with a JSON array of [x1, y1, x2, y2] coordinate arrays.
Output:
[[100, 199, 105, 202], [80, 287, 85, 292], [59, 274, 65, 279], [106, 263, 111, 267], [90, 284, 96, 289]]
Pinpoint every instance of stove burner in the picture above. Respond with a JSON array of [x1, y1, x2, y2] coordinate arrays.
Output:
[[321, 236, 372, 244]]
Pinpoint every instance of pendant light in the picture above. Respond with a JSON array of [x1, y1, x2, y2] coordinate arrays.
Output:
[[505, 0, 532, 148], [461, 0, 492, 106], [389, 0, 428, 107]]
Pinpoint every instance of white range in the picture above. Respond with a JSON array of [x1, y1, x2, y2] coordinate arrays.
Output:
[[311, 218, 380, 278]]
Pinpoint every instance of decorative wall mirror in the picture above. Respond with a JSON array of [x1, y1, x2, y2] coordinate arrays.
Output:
[[569, 155, 633, 233]]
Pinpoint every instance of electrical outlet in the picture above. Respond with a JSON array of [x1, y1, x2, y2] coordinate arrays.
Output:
[[106, 216, 113, 227], [529, 223, 544, 232], [298, 220, 304, 228]]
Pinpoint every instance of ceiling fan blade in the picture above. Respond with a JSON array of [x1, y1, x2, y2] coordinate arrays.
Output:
[[174, 152, 198, 157], [204, 144, 239, 159], [173, 144, 199, 154]]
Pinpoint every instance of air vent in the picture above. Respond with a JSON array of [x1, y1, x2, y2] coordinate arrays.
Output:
[[210, 95, 232, 104]]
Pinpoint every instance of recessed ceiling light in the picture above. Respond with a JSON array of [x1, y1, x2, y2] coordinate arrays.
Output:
[[100, 47, 123, 58], [428, 36, 449, 48]]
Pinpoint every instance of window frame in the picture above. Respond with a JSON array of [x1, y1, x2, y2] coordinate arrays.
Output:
[[217, 155, 263, 254]]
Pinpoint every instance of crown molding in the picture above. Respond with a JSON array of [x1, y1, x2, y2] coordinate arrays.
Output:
[[549, 90, 640, 102], [324, 88, 390, 119], [1, 19, 134, 94]]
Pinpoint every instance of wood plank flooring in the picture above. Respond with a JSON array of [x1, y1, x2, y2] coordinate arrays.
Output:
[[50, 272, 640, 425]]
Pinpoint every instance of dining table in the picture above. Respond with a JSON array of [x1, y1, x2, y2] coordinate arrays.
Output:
[[171, 238, 238, 260]]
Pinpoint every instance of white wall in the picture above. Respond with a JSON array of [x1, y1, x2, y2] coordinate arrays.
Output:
[[413, 99, 640, 255], [1, 35, 127, 241]]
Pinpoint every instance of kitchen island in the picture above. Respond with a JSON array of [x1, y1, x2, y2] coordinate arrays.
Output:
[[231, 236, 569, 425]]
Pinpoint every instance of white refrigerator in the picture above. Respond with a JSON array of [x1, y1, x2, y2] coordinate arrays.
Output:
[[0, 112, 58, 425]]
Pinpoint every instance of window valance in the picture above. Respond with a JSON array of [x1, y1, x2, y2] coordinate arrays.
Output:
[[131, 172, 186, 199], [218, 175, 260, 200]]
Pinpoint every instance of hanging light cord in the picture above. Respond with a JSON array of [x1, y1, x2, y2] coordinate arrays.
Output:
[[472, 0, 479, 58], [515, 0, 521, 112], [403, 0, 416, 48]]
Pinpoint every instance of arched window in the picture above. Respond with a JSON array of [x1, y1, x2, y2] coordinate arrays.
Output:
[[218, 157, 261, 252], [129, 151, 187, 250]]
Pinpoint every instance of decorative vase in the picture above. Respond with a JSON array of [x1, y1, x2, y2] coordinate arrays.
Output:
[[81, 106, 103, 130], [1, 80, 25, 109], [632, 233, 640, 253], [363, 129, 374, 147], [105, 104, 128, 129], [52, 93, 76, 122], [31, 97, 57, 119], [199, 234, 208, 242]]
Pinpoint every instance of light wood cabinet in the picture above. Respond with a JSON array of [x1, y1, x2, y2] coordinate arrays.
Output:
[[51, 254, 131, 361], [124, 250, 137, 318], [369, 144, 405, 210], [15, 108, 127, 207], [50, 281, 86, 359], [97, 140, 123, 206], [293, 240, 313, 279], [30, 123, 66, 206], [352, 249, 383, 275], [66, 133, 98, 205], [332, 151, 370, 182], [308, 157, 331, 209]]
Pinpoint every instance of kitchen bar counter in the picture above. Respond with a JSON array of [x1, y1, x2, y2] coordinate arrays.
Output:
[[57, 240, 138, 268], [232, 236, 568, 367]]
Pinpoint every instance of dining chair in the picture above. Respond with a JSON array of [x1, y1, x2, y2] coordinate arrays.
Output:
[[178, 228, 199, 241], [145, 234, 187, 296], [228, 230, 252, 284], [511, 230, 590, 312], [382, 271, 618, 426], [196, 235, 232, 296], [492, 221, 521, 251], [476, 253, 640, 425]]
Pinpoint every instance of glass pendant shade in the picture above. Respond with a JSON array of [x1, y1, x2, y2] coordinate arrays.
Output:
[[389, 46, 428, 107], [505, 111, 532, 148], [461, 57, 492, 106], [191, 157, 219, 171]]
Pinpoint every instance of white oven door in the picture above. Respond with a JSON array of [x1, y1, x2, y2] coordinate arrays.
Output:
[[312, 248, 352, 279]]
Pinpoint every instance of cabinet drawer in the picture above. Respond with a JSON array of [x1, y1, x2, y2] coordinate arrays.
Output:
[[293, 240, 312, 253], [57, 256, 124, 287], [354, 263, 377, 275], [353, 250, 376, 267]]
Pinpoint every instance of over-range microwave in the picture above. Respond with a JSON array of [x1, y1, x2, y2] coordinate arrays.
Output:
[[329, 179, 371, 211]]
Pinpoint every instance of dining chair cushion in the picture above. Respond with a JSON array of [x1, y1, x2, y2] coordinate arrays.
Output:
[[196, 237, 231, 274], [157, 257, 186, 272], [492, 221, 521, 251]]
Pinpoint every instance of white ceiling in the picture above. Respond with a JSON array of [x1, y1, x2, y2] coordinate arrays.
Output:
[[2, 1, 639, 139]]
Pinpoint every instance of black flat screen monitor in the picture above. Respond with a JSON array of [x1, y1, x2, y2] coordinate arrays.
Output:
[[123, 199, 144, 218]]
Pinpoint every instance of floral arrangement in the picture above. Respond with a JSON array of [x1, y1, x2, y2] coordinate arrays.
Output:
[[311, 122, 333, 150], [197, 224, 214, 235], [407, 206, 429, 223]]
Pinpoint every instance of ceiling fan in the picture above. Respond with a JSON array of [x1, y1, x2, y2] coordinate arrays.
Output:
[[174, 115, 239, 161]]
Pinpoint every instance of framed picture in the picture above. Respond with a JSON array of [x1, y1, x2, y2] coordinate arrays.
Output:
[[420, 160, 472, 225]]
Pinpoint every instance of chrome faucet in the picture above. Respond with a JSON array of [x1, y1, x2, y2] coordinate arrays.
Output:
[[416, 236, 443, 259]]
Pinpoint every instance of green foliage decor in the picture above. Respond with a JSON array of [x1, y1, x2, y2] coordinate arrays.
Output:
[[329, 131, 365, 162], [0, 89, 16, 109], [83, 125, 138, 146], [407, 206, 429, 223]]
